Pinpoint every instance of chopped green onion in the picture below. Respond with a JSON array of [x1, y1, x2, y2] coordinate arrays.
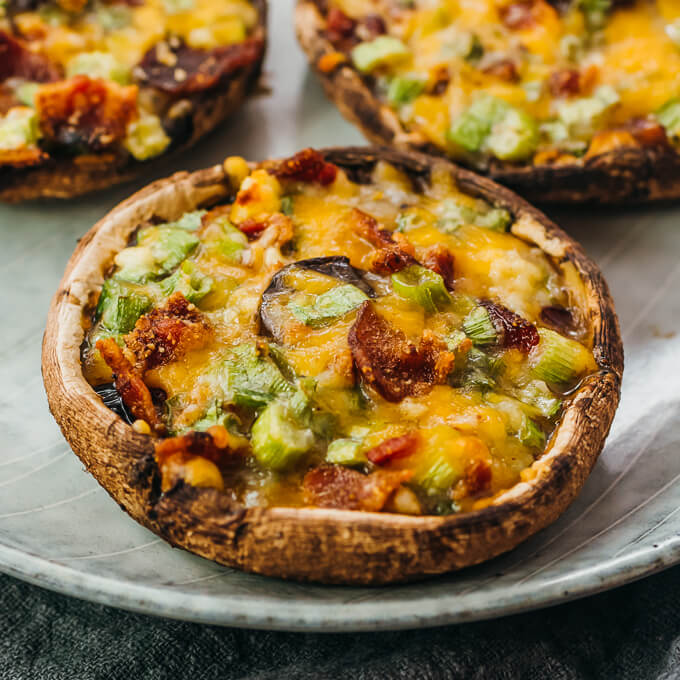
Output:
[[475, 207, 511, 232], [485, 108, 539, 162], [159, 260, 213, 304], [531, 328, 594, 385], [657, 98, 680, 137], [387, 75, 425, 106], [463, 306, 497, 346], [96, 279, 152, 334], [280, 196, 294, 216], [391, 265, 451, 313], [137, 225, 200, 275], [326, 438, 366, 466], [251, 401, 315, 470], [289, 284, 368, 327], [351, 36, 411, 73], [518, 418, 546, 450]]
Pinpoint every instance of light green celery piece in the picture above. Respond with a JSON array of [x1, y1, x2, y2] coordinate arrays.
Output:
[[485, 108, 539, 161], [415, 452, 463, 492], [96, 2, 132, 31], [251, 401, 315, 470], [531, 328, 594, 385], [162, 0, 194, 13], [667, 19, 680, 46], [125, 112, 171, 161], [280, 196, 294, 216], [436, 199, 477, 233], [387, 75, 425, 106], [165, 210, 207, 231], [95, 279, 152, 334], [15, 82, 40, 108], [463, 306, 497, 346], [113, 245, 158, 283], [0, 108, 39, 150], [351, 36, 411, 73], [447, 95, 509, 152], [579, 0, 611, 31], [518, 418, 545, 450], [289, 284, 368, 327], [656, 98, 680, 137], [475, 207, 511, 232], [556, 85, 619, 139], [159, 261, 213, 304], [137, 226, 200, 275], [391, 265, 451, 314], [66, 52, 131, 85], [326, 438, 366, 466], [511, 379, 562, 418], [208, 216, 248, 262], [189, 401, 236, 433], [222, 343, 293, 410]]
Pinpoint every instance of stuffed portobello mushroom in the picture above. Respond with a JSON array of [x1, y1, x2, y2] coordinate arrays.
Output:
[[43, 147, 622, 584], [296, 0, 680, 203], [0, 0, 266, 201]]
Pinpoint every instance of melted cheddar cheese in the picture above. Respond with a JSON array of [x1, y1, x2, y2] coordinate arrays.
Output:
[[83, 152, 597, 515]]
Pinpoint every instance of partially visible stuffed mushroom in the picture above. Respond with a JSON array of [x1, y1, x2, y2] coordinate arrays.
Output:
[[296, 0, 680, 203]]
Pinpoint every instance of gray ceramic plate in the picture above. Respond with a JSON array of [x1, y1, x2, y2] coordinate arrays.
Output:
[[1, 0, 680, 633]]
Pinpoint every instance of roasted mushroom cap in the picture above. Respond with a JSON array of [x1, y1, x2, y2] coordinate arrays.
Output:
[[42, 147, 623, 584], [295, 0, 680, 204]]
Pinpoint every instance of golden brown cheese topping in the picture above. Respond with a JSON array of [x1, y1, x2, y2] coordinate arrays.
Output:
[[0, 0, 261, 167], [83, 150, 597, 515], [320, 0, 680, 167]]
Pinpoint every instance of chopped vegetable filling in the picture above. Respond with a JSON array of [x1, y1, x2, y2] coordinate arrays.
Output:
[[84, 151, 597, 515]]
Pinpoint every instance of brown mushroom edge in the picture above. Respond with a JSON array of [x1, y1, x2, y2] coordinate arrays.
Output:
[[42, 146, 623, 585], [295, 0, 680, 205], [0, 0, 267, 203]]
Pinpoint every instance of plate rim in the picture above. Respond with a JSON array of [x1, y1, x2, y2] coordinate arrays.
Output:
[[1, 531, 678, 632]]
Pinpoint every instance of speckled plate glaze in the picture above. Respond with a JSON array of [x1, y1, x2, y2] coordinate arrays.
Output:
[[1, 1, 680, 632]]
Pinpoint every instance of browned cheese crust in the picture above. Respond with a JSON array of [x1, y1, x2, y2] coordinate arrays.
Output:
[[0, 0, 267, 203], [42, 147, 623, 584], [294, 0, 680, 204]]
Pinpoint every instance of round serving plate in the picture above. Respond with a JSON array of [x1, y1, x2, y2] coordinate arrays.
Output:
[[1, 0, 679, 632]]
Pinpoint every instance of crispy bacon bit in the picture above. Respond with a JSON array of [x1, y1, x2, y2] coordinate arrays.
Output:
[[137, 37, 263, 96], [55, 0, 87, 11], [430, 66, 450, 95], [155, 426, 240, 466], [125, 292, 212, 371], [236, 217, 268, 237], [352, 208, 418, 275], [627, 118, 669, 147], [500, 1, 536, 29], [325, 7, 357, 49], [540, 305, 575, 333], [481, 58, 519, 83], [357, 14, 387, 40], [423, 245, 455, 291], [349, 302, 457, 402], [95, 337, 161, 431], [0, 31, 61, 83], [303, 464, 413, 511], [270, 148, 338, 185], [464, 459, 492, 495], [0, 146, 48, 168], [36, 76, 137, 150], [481, 300, 539, 352], [548, 68, 581, 97], [366, 432, 419, 465]]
